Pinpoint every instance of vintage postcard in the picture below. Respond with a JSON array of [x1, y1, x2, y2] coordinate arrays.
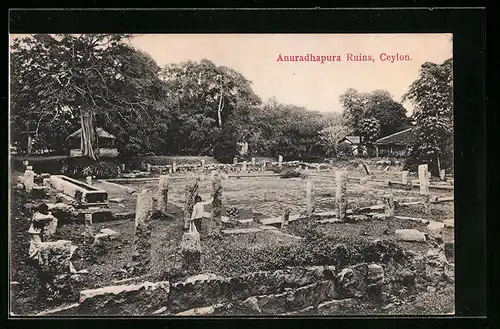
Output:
[[9, 33, 454, 316]]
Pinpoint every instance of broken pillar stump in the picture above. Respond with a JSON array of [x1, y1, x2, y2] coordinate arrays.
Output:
[[281, 208, 291, 229], [278, 155, 283, 168], [184, 176, 200, 230], [86, 176, 92, 186], [401, 171, 409, 185], [132, 189, 154, 275], [211, 172, 223, 235], [251, 157, 256, 166], [146, 164, 152, 173], [418, 164, 430, 195], [306, 179, 314, 216], [172, 162, 177, 173], [335, 171, 348, 220], [156, 175, 169, 215], [242, 161, 247, 173], [383, 194, 395, 219], [24, 169, 35, 193], [440, 169, 446, 181], [84, 213, 93, 239]]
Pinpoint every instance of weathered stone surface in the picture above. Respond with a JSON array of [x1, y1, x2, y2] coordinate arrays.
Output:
[[222, 228, 262, 234], [317, 298, 355, 315], [184, 176, 200, 230], [383, 194, 395, 219], [335, 171, 348, 220], [42, 217, 58, 241], [109, 198, 125, 203], [395, 229, 426, 243], [133, 189, 154, 275], [79, 281, 170, 316], [24, 170, 35, 192], [418, 164, 430, 195], [168, 265, 336, 313], [443, 219, 454, 228], [401, 171, 409, 185], [41, 274, 83, 305], [38, 240, 72, 274], [281, 208, 291, 228], [156, 175, 169, 214]]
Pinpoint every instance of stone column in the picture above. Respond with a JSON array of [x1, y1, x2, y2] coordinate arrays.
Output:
[[86, 176, 92, 186], [242, 161, 247, 173], [281, 208, 291, 229], [418, 164, 430, 195], [156, 175, 169, 215], [278, 155, 283, 168], [402, 171, 409, 185], [184, 176, 200, 230], [133, 189, 154, 275], [383, 194, 395, 219], [335, 171, 348, 220], [120, 163, 126, 172], [439, 169, 446, 181], [262, 161, 267, 172], [201, 159, 206, 172], [306, 179, 314, 216], [233, 157, 238, 165], [24, 168, 35, 193], [251, 157, 256, 166], [211, 172, 223, 234], [169, 167, 173, 174], [147, 164, 152, 173], [84, 213, 93, 239]]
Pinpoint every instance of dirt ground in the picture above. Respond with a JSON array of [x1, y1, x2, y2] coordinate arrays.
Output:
[[10, 167, 454, 315]]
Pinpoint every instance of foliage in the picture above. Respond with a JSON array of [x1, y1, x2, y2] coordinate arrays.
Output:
[[319, 113, 351, 157], [336, 143, 355, 160], [402, 59, 453, 173], [279, 167, 305, 179], [359, 117, 381, 144], [62, 158, 122, 179]]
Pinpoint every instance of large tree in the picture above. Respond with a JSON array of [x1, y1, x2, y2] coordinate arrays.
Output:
[[318, 113, 350, 157], [402, 58, 453, 173], [364, 90, 412, 137], [10, 34, 166, 160]]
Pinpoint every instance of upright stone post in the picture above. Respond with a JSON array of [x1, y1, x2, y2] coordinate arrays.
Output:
[[262, 161, 267, 172], [418, 164, 430, 195], [84, 213, 93, 239], [281, 208, 291, 229], [184, 175, 200, 230], [146, 164, 152, 173], [316, 164, 321, 172], [169, 167, 173, 174], [211, 172, 223, 235], [251, 157, 256, 166], [278, 155, 283, 169], [156, 175, 169, 215], [383, 193, 395, 219], [24, 168, 35, 193], [233, 157, 238, 165], [201, 159, 206, 172], [402, 171, 409, 185], [120, 163, 126, 172], [86, 176, 92, 186], [335, 171, 348, 220], [133, 189, 154, 275], [172, 162, 177, 173], [440, 169, 446, 181], [306, 179, 314, 216], [241, 161, 247, 173]]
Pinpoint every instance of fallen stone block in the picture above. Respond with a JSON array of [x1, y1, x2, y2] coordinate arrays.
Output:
[[395, 229, 427, 243], [259, 225, 278, 230], [79, 281, 170, 316], [318, 218, 343, 224], [317, 298, 355, 314], [427, 220, 445, 232], [395, 216, 430, 225], [38, 240, 72, 274], [443, 219, 454, 228], [35, 303, 80, 316], [222, 228, 262, 234], [109, 198, 125, 203], [93, 228, 120, 244]]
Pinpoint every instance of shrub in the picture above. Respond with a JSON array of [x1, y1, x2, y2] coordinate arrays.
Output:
[[62, 158, 122, 179], [336, 143, 354, 160]]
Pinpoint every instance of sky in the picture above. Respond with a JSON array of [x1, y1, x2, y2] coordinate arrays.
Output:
[[9, 33, 453, 115], [127, 33, 453, 115]]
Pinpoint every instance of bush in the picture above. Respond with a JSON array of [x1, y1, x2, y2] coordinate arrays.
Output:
[[62, 158, 122, 179], [10, 156, 67, 174], [279, 167, 305, 179], [336, 143, 354, 160]]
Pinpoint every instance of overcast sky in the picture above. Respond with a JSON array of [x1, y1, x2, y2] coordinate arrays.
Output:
[[10, 33, 453, 115], [127, 34, 452, 115]]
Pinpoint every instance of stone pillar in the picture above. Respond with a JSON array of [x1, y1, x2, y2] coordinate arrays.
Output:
[[262, 161, 267, 172], [306, 179, 314, 216], [84, 213, 93, 239], [241, 161, 247, 173], [281, 208, 291, 229], [120, 163, 126, 172], [24, 169, 35, 193], [335, 171, 348, 220], [201, 159, 206, 172], [184, 176, 200, 230], [251, 157, 256, 166], [316, 164, 321, 172], [440, 169, 446, 181], [211, 172, 223, 234], [402, 171, 409, 185], [278, 155, 283, 168], [383, 194, 395, 219], [418, 164, 430, 195], [169, 167, 173, 174], [146, 164, 152, 173], [133, 189, 154, 275], [233, 157, 238, 165], [172, 162, 177, 173], [86, 176, 92, 186], [156, 175, 169, 214]]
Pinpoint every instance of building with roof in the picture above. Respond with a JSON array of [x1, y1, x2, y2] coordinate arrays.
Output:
[[374, 128, 415, 157], [338, 136, 365, 156], [67, 127, 118, 158]]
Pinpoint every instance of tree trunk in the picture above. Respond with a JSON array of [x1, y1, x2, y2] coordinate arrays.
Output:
[[437, 153, 442, 173], [80, 109, 97, 160], [217, 86, 223, 128]]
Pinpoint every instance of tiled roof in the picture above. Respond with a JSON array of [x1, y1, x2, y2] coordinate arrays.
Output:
[[340, 136, 361, 144], [67, 128, 116, 140], [375, 128, 414, 145]]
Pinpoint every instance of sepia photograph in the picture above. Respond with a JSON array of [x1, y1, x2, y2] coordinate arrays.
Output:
[[9, 33, 454, 316]]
